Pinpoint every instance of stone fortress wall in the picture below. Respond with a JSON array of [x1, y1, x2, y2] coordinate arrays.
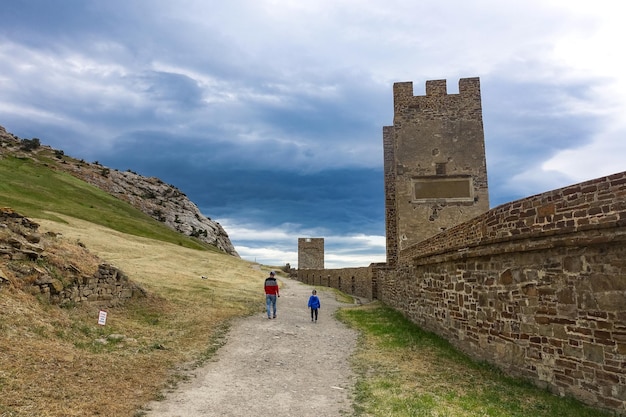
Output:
[[380, 172, 626, 413], [296, 78, 626, 414]]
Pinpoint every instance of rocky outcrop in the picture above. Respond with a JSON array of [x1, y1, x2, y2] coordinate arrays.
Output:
[[0, 125, 239, 256], [64, 165, 239, 256]]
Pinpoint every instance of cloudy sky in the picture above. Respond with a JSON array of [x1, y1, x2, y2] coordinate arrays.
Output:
[[1, 1, 625, 268]]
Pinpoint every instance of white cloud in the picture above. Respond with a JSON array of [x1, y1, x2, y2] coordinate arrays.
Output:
[[235, 245, 299, 268], [542, 124, 626, 183]]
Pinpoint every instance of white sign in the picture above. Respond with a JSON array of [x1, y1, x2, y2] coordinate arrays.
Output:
[[98, 310, 108, 326]]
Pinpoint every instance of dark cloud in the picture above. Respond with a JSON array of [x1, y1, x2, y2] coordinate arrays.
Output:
[[134, 71, 205, 109], [99, 141, 385, 236]]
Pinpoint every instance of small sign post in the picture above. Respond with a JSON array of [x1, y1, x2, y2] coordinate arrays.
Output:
[[98, 310, 108, 326]]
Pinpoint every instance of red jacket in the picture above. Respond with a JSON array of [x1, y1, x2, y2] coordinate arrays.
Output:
[[264, 276, 280, 296]]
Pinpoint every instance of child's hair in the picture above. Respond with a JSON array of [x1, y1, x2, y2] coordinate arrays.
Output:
[[312, 289, 317, 294]]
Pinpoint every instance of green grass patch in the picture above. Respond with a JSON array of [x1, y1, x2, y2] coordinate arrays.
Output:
[[337, 303, 611, 417]]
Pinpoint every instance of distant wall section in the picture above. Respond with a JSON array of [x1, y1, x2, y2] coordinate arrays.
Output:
[[296, 266, 378, 300]]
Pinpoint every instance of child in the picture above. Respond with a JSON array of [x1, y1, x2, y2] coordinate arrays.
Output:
[[308, 289, 320, 322]]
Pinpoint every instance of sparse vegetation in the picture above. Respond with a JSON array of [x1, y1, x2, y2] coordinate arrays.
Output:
[[19, 137, 41, 151], [153, 208, 166, 222], [190, 227, 208, 238]]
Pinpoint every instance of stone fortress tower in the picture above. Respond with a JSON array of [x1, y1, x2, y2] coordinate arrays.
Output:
[[383, 77, 490, 266], [297, 238, 324, 269]]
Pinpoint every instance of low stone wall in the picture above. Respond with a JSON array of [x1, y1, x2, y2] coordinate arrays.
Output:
[[35, 263, 146, 306], [380, 172, 626, 414], [297, 266, 375, 300], [1, 207, 146, 308]]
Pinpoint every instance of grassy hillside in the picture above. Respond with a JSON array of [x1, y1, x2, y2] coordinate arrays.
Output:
[[0, 155, 215, 251], [0, 154, 268, 416]]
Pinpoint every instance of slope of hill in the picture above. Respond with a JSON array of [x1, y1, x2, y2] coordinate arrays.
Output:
[[0, 125, 267, 414], [0, 210, 264, 416], [0, 125, 238, 256]]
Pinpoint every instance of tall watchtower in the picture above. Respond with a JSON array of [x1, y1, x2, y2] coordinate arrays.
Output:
[[298, 238, 324, 269], [383, 77, 490, 266]]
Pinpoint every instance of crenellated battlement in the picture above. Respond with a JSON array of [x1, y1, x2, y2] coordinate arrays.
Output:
[[425, 79, 447, 96], [394, 77, 481, 99], [393, 77, 483, 126]]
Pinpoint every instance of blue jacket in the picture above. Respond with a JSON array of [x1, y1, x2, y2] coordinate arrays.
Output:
[[308, 295, 320, 309]]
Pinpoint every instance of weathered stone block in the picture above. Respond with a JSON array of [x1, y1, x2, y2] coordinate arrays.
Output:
[[556, 287, 576, 304], [595, 292, 626, 310], [582, 342, 605, 363]]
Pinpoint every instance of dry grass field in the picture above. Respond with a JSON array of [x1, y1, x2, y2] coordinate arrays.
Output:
[[1, 215, 268, 416]]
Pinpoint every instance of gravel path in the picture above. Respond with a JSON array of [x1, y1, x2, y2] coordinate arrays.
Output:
[[144, 277, 359, 417]]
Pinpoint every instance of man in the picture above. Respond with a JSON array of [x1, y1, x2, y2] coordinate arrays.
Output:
[[264, 271, 280, 319]]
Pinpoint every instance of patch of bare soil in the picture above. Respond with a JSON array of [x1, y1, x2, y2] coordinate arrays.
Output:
[[143, 277, 358, 417]]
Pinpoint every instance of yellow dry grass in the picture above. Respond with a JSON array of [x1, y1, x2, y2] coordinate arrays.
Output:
[[0, 214, 269, 417]]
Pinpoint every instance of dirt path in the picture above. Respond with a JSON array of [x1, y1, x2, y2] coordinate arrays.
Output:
[[144, 277, 359, 417]]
